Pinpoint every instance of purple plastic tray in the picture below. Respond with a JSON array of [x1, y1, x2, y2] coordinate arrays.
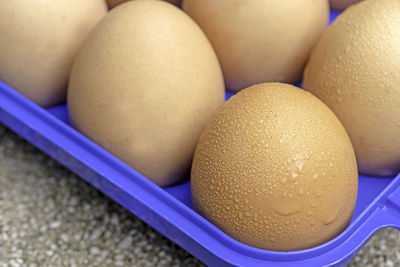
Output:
[[1, 10, 400, 266]]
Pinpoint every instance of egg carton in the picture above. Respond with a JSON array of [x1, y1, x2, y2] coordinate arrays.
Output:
[[1, 10, 400, 267]]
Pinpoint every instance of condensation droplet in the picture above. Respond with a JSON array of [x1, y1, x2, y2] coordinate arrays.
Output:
[[323, 206, 340, 225], [273, 205, 299, 217], [316, 188, 322, 197], [298, 188, 304, 196], [296, 161, 304, 172]]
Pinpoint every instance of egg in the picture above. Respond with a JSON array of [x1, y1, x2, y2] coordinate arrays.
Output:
[[107, 0, 181, 9], [330, 0, 362, 10], [303, 0, 400, 176], [182, 0, 329, 92], [68, 0, 225, 187], [191, 83, 358, 251], [0, 0, 107, 106]]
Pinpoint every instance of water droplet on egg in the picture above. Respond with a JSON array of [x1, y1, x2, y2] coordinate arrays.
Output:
[[273, 205, 299, 217], [298, 188, 304, 196], [323, 206, 340, 225], [316, 188, 322, 197]]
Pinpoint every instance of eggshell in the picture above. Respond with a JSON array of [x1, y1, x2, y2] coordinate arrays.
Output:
[[330, 0, 362, 10], [107, 0, 181, 9], [0, 0, 107, 106], [182, 0, 329, 92], [303, 0, 400, 176], [68, 0, 225, 187], [191, 83, 358, 251]]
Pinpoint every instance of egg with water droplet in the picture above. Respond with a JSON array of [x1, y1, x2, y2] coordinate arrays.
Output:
[[191, 83, 358, 251], [304, 0, 400, 176]]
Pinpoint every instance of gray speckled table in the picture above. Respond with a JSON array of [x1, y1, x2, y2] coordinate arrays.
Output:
[[0, 123, 399, 267]]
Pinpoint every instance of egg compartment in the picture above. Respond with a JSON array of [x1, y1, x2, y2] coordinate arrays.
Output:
[[1, 10, 399, 267]]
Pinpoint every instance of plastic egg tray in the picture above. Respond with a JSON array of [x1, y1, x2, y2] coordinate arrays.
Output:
[[1, 10, 400, 266]]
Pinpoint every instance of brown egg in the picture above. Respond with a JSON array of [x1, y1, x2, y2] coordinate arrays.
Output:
[[303, 0, 400, 176], [107, 0, 181, 9], [68, 0, 224, 187], [0, 0, 107, 106], [330, 0, 362, 10], [182, 0, 329, 92], [191, 83, 358, 251]]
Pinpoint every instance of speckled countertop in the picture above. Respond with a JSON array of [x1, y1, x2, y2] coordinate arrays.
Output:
[[0, 123, 399, 267]]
